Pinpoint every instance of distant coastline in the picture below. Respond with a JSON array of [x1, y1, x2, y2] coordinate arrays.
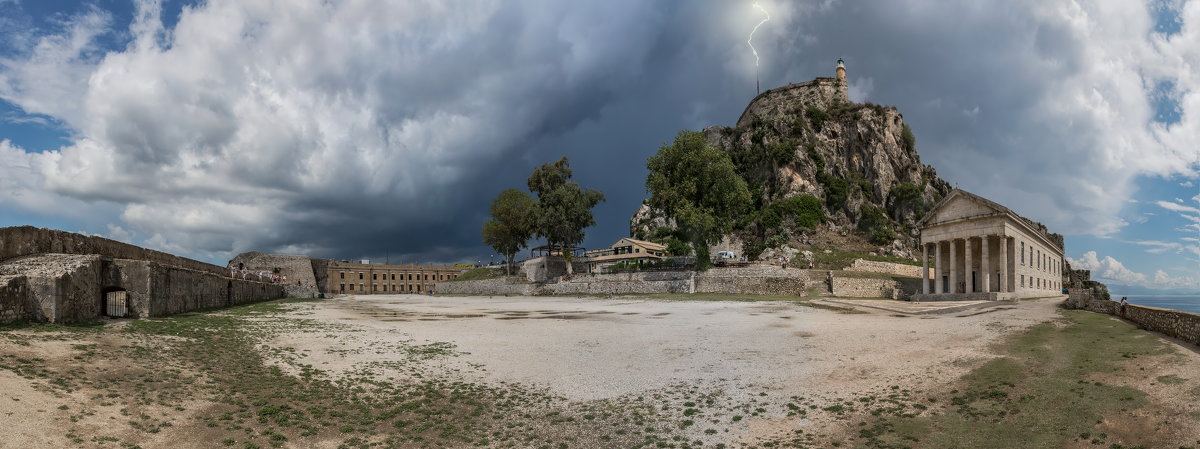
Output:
[[1112, 294, 1200, 314]]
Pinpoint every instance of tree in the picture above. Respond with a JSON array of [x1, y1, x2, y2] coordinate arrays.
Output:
[[646, 130, 751, 269], [481, 188, 536, 275], [526, 157, 605, 276]]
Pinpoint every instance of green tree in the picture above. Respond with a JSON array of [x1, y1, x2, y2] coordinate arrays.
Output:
[[527, 157, 605, 276], [646, 130, 751, 269], [481, 188, 537, 275]]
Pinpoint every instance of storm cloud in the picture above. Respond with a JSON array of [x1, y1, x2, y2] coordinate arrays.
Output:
[[0, 0, 1196, 265]]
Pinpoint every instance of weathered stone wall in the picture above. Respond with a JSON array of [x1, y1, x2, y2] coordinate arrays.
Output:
[[228, 252, 319, 287], [435, 278, 536, 296], [1065, 288, 1200, 347], [0, 275, 33, 323], [694, 267, 814, 296], [846, 259, 922, 278], [832, 277, 903, 299], [522, 256, 588, 283], [0, 226, 227, 277], [0, 254, 102, 323], [546, 272, 694, 295], [106, 259, 285, 318]]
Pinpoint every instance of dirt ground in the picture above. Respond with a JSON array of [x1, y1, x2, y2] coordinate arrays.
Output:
[[2, 294, 1198, 448]]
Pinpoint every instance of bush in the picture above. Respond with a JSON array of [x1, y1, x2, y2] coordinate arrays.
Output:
[[901, 123, 916, 151], [805, 107, 828, 132], [666, 237, 690, 256], [767, 139, 796, 165], [889, 182, 927, 219], [772, 195, 825, 229], [858, 204, 896, 245], [824, 178, 850, 209]]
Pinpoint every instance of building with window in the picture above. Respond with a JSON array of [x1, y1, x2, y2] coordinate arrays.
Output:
[[913, 189, 1065, 300], [584, 238, 669, 272], [328, 261, 470, 295]]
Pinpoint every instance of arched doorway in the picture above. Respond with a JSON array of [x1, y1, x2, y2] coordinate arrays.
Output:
[[101, 287, 129, 318]]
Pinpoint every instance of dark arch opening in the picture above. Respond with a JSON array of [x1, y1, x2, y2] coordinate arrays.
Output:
[[101, 286, 129, 318]]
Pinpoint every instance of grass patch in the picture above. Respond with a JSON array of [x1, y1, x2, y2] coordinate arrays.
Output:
[[1156, 375, 1186, 385], [443, 267, 506, 282], [843, 310, 1170, 449], [813, 249, 919, 270]]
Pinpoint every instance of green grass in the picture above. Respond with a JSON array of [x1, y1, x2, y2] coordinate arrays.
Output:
[[442, 267, 506, 282], [813, 249, 920, 270], [839, 310, 1173, 449]]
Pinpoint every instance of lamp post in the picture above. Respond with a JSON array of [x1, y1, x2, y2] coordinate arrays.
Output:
[[490, 254, 494, 266]]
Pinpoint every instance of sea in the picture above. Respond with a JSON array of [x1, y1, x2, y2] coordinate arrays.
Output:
[[1112, 295, 1200, 314]]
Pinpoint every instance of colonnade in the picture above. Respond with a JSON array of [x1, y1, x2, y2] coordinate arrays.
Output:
[[921, 235, 1010, 295]]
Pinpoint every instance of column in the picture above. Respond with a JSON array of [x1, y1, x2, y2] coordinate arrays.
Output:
[[922, 243, 930, 294], [964, 237, 973, 293], [934, 241, 943, 294], [949, 239, 957, 294], [998, 236, 1008, 293], [981, 235, 991, 293]]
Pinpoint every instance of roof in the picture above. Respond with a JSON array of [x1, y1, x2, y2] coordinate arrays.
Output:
[[613, 238, 667, 251], [919, 189, 1064, 250]]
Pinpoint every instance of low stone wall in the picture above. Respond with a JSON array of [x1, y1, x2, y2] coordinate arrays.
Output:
[[435, 278, 536, 296], [846, 259, 923, 278], [0, 254, 103, 323], [694, 267, 813, 296], [1065, 288, 1200, 347], [832, 277, 903, 299], [547, 271, 693, 295], [0, 226, 228, 277]]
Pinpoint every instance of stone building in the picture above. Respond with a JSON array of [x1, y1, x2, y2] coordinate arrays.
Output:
[[913, 189, 1065, 301], [328, 261, 469, 295]]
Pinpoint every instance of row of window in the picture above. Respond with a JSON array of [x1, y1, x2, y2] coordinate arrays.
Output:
[[338, 283, 430, 293], [337, 271, 456, 282], [1020, 275, 1058, 291], [1018, 241, 1060, 275]]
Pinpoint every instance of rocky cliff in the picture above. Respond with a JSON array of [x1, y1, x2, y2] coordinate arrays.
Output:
[[632, 77, 951, 261]]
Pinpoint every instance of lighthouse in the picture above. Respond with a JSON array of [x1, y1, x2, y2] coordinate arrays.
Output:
[[836, 58, 846, 81]]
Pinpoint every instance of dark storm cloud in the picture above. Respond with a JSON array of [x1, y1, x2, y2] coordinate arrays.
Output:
[[0, 0, 1195, 265]]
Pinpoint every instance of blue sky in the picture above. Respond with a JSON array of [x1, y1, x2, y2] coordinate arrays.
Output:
[[0, 0, 1197, 291]]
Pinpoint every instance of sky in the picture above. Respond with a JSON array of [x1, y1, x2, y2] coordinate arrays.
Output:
[[0, 0, 1197, 292]]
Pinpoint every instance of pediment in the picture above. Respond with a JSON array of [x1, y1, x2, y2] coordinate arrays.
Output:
[[919, 190, 1006, 227]]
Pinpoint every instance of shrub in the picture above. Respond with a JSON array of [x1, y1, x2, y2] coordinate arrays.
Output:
[[889, 182, 927, 219], [805, 107, 828, 132], [901, 123, 916, 151], [858, 204, 896, 245], [767, 139, 796, 165], [824, 178, 850, 209], [773, 195, 825, 229]]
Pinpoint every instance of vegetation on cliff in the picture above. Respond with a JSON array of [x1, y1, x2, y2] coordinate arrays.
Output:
[[634, 82, 951, 261]]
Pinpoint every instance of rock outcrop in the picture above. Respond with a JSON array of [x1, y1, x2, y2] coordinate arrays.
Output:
[[633, 77, 952, 260]]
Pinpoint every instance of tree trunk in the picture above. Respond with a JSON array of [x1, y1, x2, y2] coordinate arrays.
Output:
[[564, 252, 574, 277]]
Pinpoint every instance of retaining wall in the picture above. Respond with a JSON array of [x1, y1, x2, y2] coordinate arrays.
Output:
[[694, 268, 814, 296], [435, 278, 536, 296], [106, 259, 285, 318], [846, 259, 923, 278], [1065, 288, 1200, 347], [0, 226, 228, 277], [832, 277, 903, 299]]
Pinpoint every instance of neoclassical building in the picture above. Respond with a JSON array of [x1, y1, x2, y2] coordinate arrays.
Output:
[[327, 261, 469, 295], [914, 190, 1065, 300]]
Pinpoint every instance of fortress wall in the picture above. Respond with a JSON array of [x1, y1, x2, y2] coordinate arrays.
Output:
[[832, 277, 903, 299], [846, 259, 923, 278], [0, 275, 34, 323], [227, 252, 319, 288], [546, 271, 694, 295], [0, 226, 226, 277], [694, 270, 813, 296], [434, 278, 536, 296], [1066, 288, 1200, 347], [108, 260, 285, 318]]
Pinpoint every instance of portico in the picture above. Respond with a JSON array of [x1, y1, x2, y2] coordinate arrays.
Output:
[[913, 189, 1064, 301]]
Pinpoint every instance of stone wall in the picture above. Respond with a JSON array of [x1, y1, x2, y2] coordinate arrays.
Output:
[[522, 256, 588, 282], [0, 275, 32, 323], [846, 259, 923, 278], [832, 277, 904, 299], [227, 252, 321, 290], [0, 226, 227, 277], [0, 254, 102, 323], [435, 278, 536, 296], [546, 272, 694, 295], [693, 267, 814, 296], [1065, 288, 1200, 347], [106, 259, 285, 318]]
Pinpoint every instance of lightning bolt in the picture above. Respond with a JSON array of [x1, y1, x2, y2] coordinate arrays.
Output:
[[748, 2, 770, 67]]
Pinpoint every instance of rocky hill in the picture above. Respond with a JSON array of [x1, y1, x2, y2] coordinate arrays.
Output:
[[632, 76, 951, 262]]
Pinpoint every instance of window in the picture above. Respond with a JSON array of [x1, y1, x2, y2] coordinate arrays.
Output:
[[359, 283, 364, 291], [1020, 275, 1024, 287], [1020, 242, 1025, 265], [339, 283, 345, 292], [373, 273, 377, 280], [339, 272, 345, 279], [408, 274, 413, 281], [349, 284, 354, 291], [391, 273, 395, 281], [359, 272, 364, 280]]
